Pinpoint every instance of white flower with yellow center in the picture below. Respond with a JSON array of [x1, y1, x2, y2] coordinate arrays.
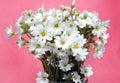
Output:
[[38, 27, 52, 41], [75, 48, 88, 61], [48, 21, 63, 36], [71, 72, 81, 83], [47, 8, 61, 21], [80, 65, 93, 77], [92, 20, 109, 37], [29, 24, 44, 36], [58, 57, 73, 72], [36, 72, 49, 83], [54, 35, 71, 50], [63, 21, 77, 31], [63, 29, 79, 39], [71, 35, 86, 54], [29, 24, 52, 41], [28, 38, 46, 55], [45, 42, 59, 54], [5, 25, 14, 39]]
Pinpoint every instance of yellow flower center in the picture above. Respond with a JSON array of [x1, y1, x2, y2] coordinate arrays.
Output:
[[67, 32, 71, 36], [63, 63, 67, 67], [69, 23, 73, 28], [96, 26, 100, 30], [42, 76, 46, 81], [52, 13, 57, 18], [36, 44, 41, 48], [40, 31, 46, 37], [84, 69, 88, 73], [54, 23, 59, 28], [60, 40, 65, 45], [73, 43, 79, 49]]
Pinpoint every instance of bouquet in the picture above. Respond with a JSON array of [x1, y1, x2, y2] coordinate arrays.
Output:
[[5, 0, 110, 83]]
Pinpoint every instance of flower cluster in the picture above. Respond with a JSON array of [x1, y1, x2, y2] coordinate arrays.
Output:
[[5, 0, 110, 83]]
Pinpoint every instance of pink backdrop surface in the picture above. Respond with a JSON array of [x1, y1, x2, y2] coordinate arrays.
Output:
[[0, 0, 120, 83]]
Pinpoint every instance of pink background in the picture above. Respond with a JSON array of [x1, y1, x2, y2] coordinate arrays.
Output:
[[0, 0, 120, 83]]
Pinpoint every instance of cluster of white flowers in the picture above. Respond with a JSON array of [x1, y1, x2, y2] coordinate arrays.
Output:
[[5, 0, 110, 82]]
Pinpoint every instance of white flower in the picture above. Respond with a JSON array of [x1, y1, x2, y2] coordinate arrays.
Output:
[[57, 49, 70, 57], [75, 48, 88, 61], [5, 25, 14, 39], [92, 20, 109, 37], [75, 19, 87, 28], [63, 21, 77, 30], [101, 33, 109, 44], [58, 57, 73, 71], [45, 42, 59, 54], [23, 10, 34, 20], [71, 35, 86, 53], [38, 28, 52, 41], [48, 21, 63, 36], [36, 72, 49, 83], [28, 38, 46, 55], [47, 8, 61, 21], [34, 12, 46, 23], [29, 24, 52, 41], [94, 41, 105, 59], [80, 65, 93, 77], [54, 35, 71, 50], [63, 29, 79, 39], [71, 72, 81, 83], [17, 36, 26, 48]]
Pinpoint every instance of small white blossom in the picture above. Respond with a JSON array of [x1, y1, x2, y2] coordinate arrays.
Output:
[[36, 72, 49, 83], [58, 57, 73, 71], [54, 35, 71, 50], [94, 41, 105, 59], [5, 25, 14, 39], [71, 35, 86, 53], [75, 48, 88, 61], [28, 38, 46, 55], [101, 33, 109, 44], [47, 8, 61, 21], [71, 72, 81, 83], [48, 21, 63, 36], [80, 65, 93, 77]]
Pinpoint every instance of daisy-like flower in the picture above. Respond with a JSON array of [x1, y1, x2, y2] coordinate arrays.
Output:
[[17, 36, 27, 48], [93, 41, 105, 59], [75, 48, 88, 61], [71, 72, 81, 83], [28, 38, 46, 55], [63, 21, 77, 31], [29, 24, 52, 41], [23, 10, 34, 20], [37, 27, 52, 41], [100, 33, 109, 44], [36, 72, 49, 83], [80, 65, 93, 77], [71, 35, 86, 54], [48, 21, 63, 36], [5, 25, 14, 39], [45, 42, 58, 54], [34, 12, 46, 23], [92, 20, 109, 37], [57, 49, 69, 57], [74, 19, 87, 28], [58, 57, 73, 72], [47, 8, 61, 21], [63, 29, 79, 39], [54, 35, 71, 50]]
